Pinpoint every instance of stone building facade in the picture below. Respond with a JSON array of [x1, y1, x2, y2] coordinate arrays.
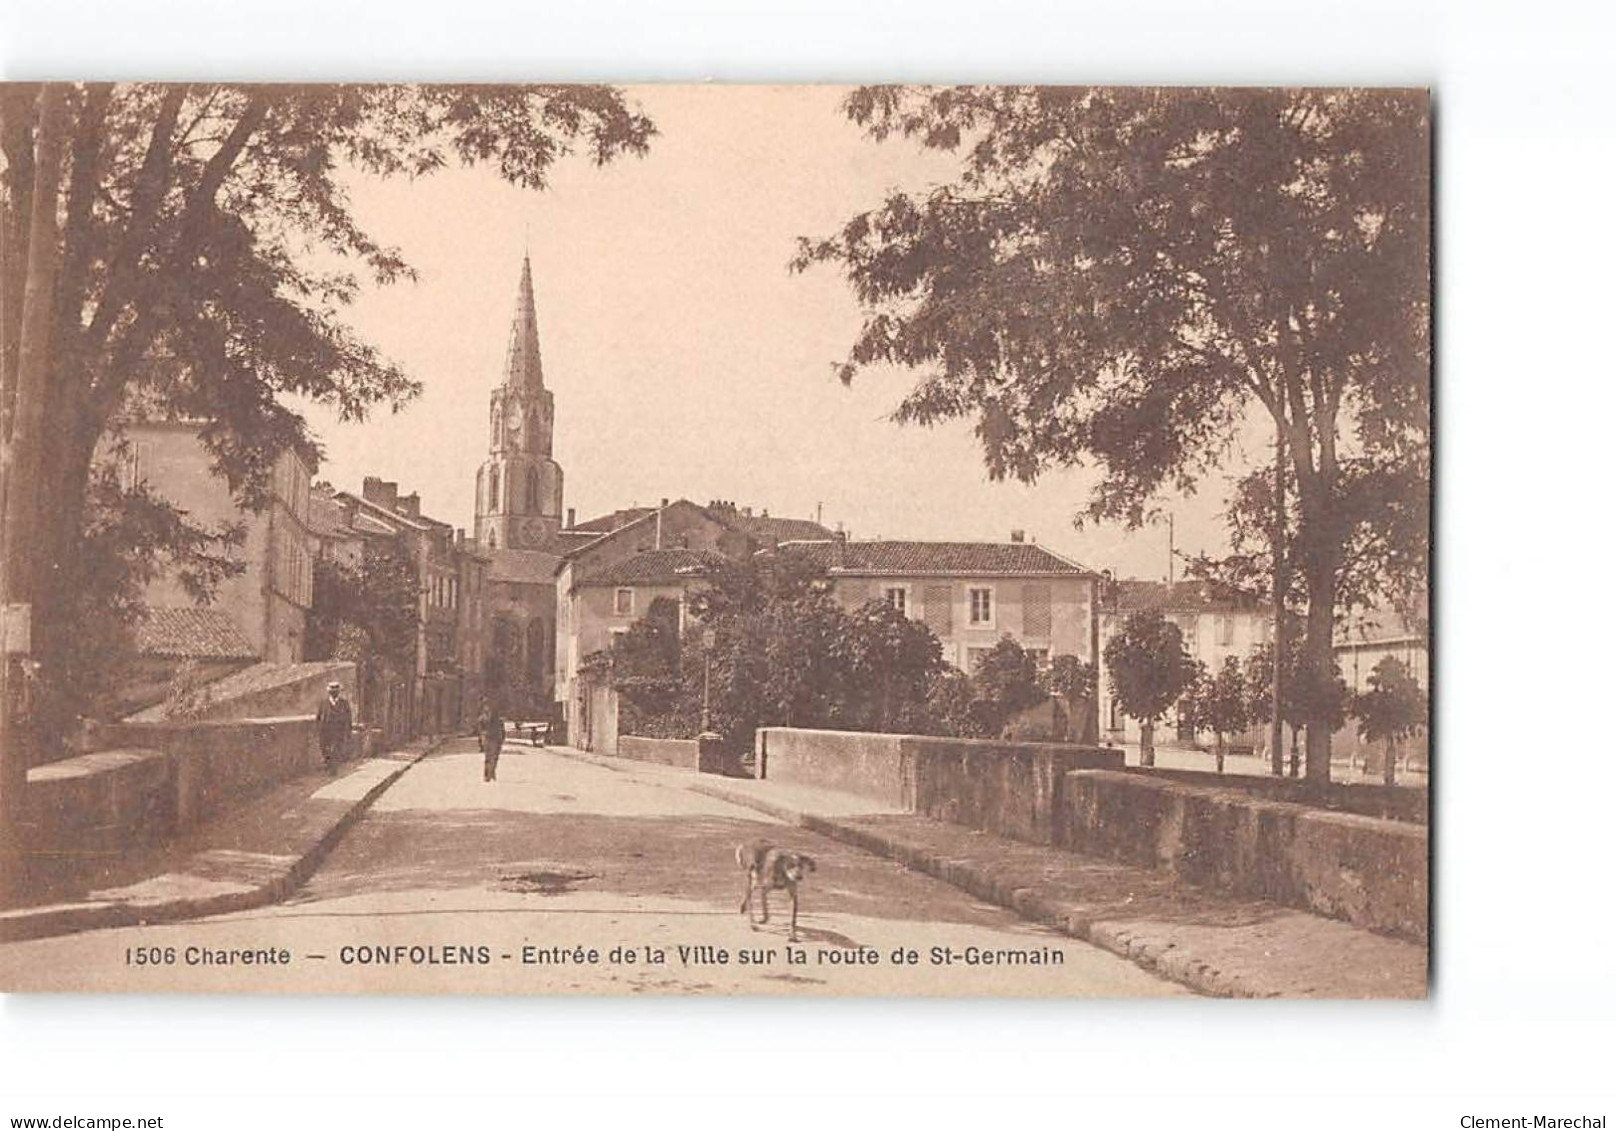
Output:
[[778, 534, 1099, 675], [112, 419, 316, 666]]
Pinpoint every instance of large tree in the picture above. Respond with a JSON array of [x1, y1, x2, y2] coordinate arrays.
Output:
[[795, 86, 1429, 781], [0, 82, 654, 894], [1103, 609, 1201, 766]]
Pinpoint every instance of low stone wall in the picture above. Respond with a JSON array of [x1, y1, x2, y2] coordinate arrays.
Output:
[[124, 660, 356, 724], [24, 748, 175, 855], [755, 727, 1124, 843], [909, 738, 1124, 845], [1122, 766, 1428, 824], [97, 716, 321, 828], [756, 728, 910, 807], [1060, 769, 1428, 941], [26, 716, 322, 868], [617, 735, 702, 770]]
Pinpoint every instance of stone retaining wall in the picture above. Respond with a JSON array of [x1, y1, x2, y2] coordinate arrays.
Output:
[[1061, 769, 1428, 941], [755, 727, 1124, 843], [756, 728, 911, 806], [617, 735, 702, 770], [909, 738, 1124, 845], [124, 660, 355, 724], [24, 716, 322, 868]]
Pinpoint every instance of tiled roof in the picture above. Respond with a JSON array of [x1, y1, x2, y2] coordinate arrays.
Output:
[[1112, 579, 1261, 614], [135, 607, 258, 660], [578, 548, 727, 587], [569, 507, 654, 534], [307, 490, 357, 539], [722, 513, 832, 545], [779, 539, 1090, 577]]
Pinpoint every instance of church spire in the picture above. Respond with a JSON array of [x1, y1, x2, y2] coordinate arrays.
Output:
[[503, 253, 544, 391]]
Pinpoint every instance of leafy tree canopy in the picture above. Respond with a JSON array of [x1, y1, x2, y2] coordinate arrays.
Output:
[[1, 82, 655, 738], [307, 541, 420, 672], [1103, 609, 1200, 724], [1351, 655, 1425, 744], [1186, 655, 1252, 741], [797, 86, 1429, 778], [1040, 653, 1096, 704]]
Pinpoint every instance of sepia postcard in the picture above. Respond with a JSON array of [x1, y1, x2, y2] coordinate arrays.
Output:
[[0, 83, 1430, 996]]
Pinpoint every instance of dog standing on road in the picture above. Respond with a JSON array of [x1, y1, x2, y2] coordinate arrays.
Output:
[[737, 840, 816, 942]]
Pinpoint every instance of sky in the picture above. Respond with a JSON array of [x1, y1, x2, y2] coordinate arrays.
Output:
[[304, 84, 1265, 581]]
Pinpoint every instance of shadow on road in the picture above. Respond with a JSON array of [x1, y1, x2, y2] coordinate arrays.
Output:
[[295, 804, 1046, 937]]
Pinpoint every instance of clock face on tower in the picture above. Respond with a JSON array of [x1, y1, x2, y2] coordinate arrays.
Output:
[[505, 402, 525, 442], [519, 517, 545, 546]]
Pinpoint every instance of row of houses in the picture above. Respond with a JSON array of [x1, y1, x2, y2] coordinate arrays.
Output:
[[108, 255, 1425, 762]]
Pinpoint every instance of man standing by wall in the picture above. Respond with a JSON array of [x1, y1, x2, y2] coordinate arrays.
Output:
[[481, 702, 506, 782], [316, 681, 353, 773]]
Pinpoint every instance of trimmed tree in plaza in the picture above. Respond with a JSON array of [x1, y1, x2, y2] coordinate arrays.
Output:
[[1102, 610, 1200, 767], [964, 635, 1046, 737], [1350, 655, 1425, 786], [1186, 655, 1252, 774]]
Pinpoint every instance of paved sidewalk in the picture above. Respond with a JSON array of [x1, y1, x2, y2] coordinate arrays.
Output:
[[558, 746, 1427, 999], [0, 737, 446, 943]]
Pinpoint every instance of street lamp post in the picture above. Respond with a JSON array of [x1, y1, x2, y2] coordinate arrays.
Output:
[[700, 627, 716, 735]]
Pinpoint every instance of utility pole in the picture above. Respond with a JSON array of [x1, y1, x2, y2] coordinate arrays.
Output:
[[1167, 512, 1175, 587], [1270, 423, 1289, 778]]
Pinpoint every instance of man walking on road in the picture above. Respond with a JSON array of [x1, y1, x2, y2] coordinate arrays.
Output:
[[316, 681, 354, 774], [481, 703, 505, 782]]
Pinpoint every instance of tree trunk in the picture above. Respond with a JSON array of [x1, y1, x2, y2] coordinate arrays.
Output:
[[1383, 736, 1397, 787], [1140, 719, 1155, 767], [1300, 546, 1341, 784], [0, 84, 68, 902], [1215, 733, 1225, 774]]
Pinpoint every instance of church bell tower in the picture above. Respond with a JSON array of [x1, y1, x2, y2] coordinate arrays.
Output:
[[474, 254, 565, 551]]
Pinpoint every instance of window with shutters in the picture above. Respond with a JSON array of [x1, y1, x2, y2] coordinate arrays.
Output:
[[924, 584, 953, 638], [883, 586, 909, 616], [840, 580, 872, 607], [1022, 583, 1052, 637]]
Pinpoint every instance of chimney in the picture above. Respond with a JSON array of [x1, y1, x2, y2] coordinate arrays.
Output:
[[1010, 529, 1026, 543], [398, 492, 420, 519], [566, 506, 576, 529], [362, 477, 398, 511], [742, 506, 752, 518], [661, 497, 669, 508]]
